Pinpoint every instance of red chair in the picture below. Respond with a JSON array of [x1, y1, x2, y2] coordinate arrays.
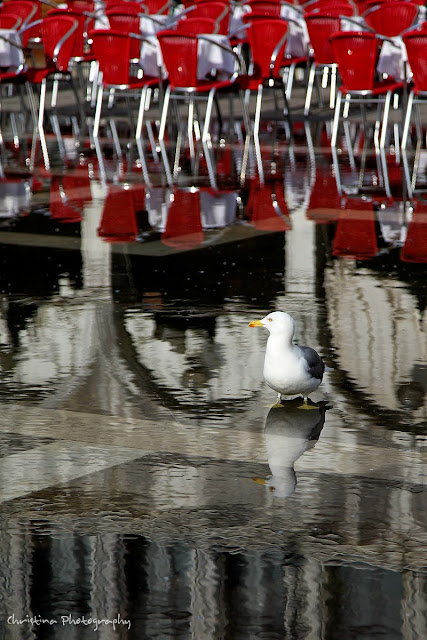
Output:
[[363, 1, 419, 37], [242, 18, 306, 181], [400, 199, 427, 263], [157, 30, 249, 187], [23, 15, 82, 171], [89, 28, 160, 184], [304, 14, 342, 115], [332, 197, 379, 259], [330, 31, 404, 152]]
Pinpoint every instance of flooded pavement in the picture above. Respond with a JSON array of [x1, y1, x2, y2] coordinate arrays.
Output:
[[0, 114, 426, 640]]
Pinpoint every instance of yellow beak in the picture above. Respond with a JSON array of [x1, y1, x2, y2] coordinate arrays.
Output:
[[249, 320, 264, 327]]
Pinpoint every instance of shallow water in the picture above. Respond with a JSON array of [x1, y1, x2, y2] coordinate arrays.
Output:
[[0, 119, 426, 639]]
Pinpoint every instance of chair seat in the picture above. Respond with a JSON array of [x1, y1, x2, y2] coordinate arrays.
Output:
[[340, 78, 404, 96], [26, 67, 66, 83], [0, 70, 27, 84], [172, 77, 236, 93]]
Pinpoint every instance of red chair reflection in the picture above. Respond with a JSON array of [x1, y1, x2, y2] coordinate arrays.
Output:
[[162, 189, 204, 249], [306, 164, 342, 223], [401, 199, 427, 263], [332, 197, 378, 259], [98, 186, 141, 242], [245, 179, 291, 231]]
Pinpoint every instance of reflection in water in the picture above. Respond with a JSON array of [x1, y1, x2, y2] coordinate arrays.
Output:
[[0, 120, 426, 638], [255, 399, 328, 498]]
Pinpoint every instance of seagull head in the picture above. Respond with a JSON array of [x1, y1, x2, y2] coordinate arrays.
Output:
[[249, 311, 295, 338]]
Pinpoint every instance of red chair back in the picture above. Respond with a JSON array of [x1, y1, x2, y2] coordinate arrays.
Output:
[[141, 0, 170, 14], [246, 18, 289, 78], [89, 29, 134, 84], [188, 2, 229, 34], [332, 198, 378, 259], [0, 14, 22, 29], [105, 11, 142, 58], [0, 1, 38, 26], [330, 31, 378, 90], [157, 31, 199, 87], [246, 0, 282, 16], [175, 16, 217, 33], [64, 0, 95, 13], [47, 9, 95, 59], [41, 15, 78, 71], [305, 14, 341, 63], [402, 30, 427, 92], [363, 1, 418, 37], [304, 1, 355, 16]]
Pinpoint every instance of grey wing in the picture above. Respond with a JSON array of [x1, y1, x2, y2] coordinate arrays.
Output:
[[300, 346, 325, 381]]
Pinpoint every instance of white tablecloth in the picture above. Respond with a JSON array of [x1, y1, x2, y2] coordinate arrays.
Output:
[[0, 29, 24, 69]]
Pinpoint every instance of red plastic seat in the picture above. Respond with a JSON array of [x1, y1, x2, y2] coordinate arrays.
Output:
[[157, 30, 249, 187], [304, 0, 355, 15], [332, 197, 378, 259], [89, 28, 160, 184], [363, 1, 419, 37]]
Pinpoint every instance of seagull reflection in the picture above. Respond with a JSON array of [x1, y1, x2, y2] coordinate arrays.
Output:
[[254, 399, 330, 498]]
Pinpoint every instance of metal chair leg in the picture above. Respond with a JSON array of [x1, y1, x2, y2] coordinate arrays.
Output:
[[158, 85, 173, 186]]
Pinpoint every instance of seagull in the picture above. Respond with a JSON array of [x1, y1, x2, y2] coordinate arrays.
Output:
[[249, 311, 325, 405]]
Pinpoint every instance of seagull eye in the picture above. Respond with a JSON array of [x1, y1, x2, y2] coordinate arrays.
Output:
[[268, 318, 273, 322]]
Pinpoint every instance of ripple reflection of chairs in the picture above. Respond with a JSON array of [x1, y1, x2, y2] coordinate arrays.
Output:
[[245, 178, 291, 231], [161, 188, 204, 249], [401, 198, 427, 264], [332, 196, 379, 260], [98, 185, 141, 242]]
